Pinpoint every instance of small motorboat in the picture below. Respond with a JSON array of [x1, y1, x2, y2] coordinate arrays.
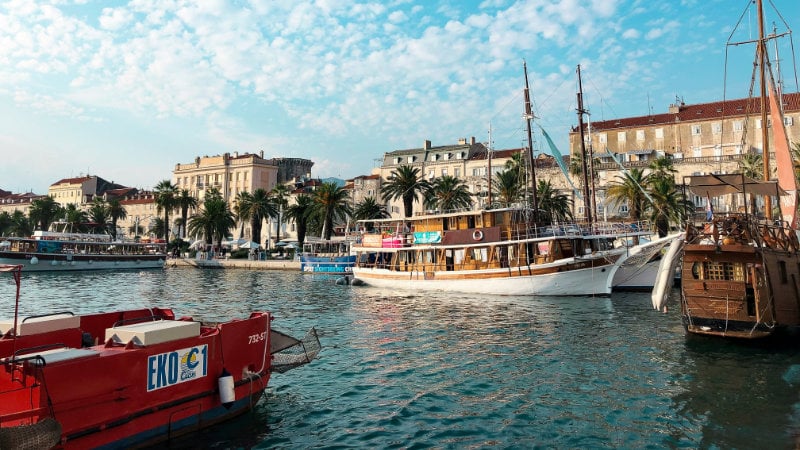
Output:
[[0, 264, 320, 449]]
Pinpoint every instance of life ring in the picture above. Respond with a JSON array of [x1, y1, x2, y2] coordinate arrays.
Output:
[[472, 230, 484, 241]]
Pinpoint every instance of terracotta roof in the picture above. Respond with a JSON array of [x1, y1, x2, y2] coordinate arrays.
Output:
[[51, 176, 93, 186], [575, 92, 800, 132]]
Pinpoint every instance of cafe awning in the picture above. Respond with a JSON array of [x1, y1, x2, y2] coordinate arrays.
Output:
[[684, 173, 784, 197]]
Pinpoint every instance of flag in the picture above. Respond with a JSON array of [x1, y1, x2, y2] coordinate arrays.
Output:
[[705, 192, 714, 221]]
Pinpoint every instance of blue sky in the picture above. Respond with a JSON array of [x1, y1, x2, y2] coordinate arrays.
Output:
[[1, 0, 797, 195]]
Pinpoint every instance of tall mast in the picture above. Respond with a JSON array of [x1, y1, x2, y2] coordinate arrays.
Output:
[[757, 0, 771, 220], [523, 60, 539, 215], [576, 64, 593, 225], [487, 125, 493, 208]]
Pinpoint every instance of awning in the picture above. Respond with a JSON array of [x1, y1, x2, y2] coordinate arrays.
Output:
[[684, 174, 784, 197]]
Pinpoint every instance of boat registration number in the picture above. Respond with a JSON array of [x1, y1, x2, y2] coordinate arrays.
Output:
[[147, 344, 208, 391]]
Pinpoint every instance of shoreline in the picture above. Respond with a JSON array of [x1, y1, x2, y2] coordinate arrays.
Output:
[[167, 258, 301, 271]]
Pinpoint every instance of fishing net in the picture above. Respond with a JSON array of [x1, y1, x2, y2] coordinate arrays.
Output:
[[0, 417, 62, 450], [271, 328, 321, 374]]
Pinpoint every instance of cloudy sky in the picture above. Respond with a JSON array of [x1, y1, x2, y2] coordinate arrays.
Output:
[[1, 0, 797, 194]]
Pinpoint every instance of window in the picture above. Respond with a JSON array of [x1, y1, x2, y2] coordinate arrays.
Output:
[[428, 170, 434, 180], [454, 168, 461, 177], [786, 117, 794, 126], [673, 152, 683, 159], [693, 147, 702, 158], [442, 168, 448, 177], [636, 130, 645, 141], [735, 145, 743, 155], [756, 119, 762, 129], [598, 133, 607, 144], [407, 156, 415, 163], [655, 128, 664, 139], [617, 132, 626, 142], [691, 125, 702, 136], [733, 120, 744, 132], [472, 167, 487, 176], [395, 157, 402, 164], [619, 204, 629, 214], [714, 145, 722, 157], [712, 123, 722, 134]]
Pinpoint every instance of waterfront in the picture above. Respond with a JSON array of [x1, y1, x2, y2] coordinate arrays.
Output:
[[6, 268, 800, 449]]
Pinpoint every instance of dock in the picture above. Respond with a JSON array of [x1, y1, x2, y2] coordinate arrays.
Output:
[[167, 258, 301, 271]]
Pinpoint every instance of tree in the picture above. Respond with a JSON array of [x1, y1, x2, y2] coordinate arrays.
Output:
[[648, 156, 677, 185], [9, 211, 33, 237], [63, 204, 88, 232], [492, 169, 525, 208], [107, 198, 127, 240], [380, 165, 430, 218], [154, 180, 178, 241], [286, 194, 314, 246], [423, 175, 473, 212], [313, 182, 351, 240], [354, 196, 390, 231], [0, 211, 11, 236], [738, 152, 763, 215], [87, 199, 110, 234], [176, 189, 198, 239], [272, 184, 291, 243], [28, 196, 62, 232], [606, 168, 649, 221], [647, 176, 693, 237], [236, 189, 277, 246], [536, 180, 572, 223], [150, 217, 166, 239], [187, 189, 236, 250]]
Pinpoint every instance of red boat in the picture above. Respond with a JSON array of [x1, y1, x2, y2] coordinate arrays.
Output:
[[0, 264, 320, 449]]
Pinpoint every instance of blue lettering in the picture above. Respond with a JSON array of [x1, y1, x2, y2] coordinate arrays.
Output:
[[201, 345, 207, 376], [147, 356, 157, 391], [157, 354, 168, 388], [168, 352, 179, 384], [186, 348, 199, 370]]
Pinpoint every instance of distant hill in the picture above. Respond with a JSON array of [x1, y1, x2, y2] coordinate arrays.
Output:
[[320, 177, 345, 187]]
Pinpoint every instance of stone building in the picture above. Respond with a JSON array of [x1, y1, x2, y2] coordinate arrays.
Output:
[[567, 93, 800, 219], [48, 175, 127, 207]]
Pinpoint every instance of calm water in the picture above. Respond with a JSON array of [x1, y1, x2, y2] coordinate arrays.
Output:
[[4, 268, 800, 449]]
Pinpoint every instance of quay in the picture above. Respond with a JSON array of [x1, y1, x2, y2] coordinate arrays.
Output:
[[167, 258, 301, 271]]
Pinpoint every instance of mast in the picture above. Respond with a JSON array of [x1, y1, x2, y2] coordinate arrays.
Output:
[[576, 64, 593, 225], [758, 0, 771, 220], [523, 60, 539, 216], [487, 125, 493, 208]]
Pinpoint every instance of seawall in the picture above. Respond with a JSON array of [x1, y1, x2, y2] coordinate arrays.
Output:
[[167, 258, 301, 271]]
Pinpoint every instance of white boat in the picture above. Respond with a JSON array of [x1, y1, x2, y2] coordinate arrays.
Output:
[[0, 223, 166, 272], [611, 233, 683, 291], [350, 208, 651, 296]]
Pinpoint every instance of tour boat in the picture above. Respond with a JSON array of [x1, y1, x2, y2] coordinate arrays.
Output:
[[299, 239, 356, 274], [0, 222, 167, 272], [655, 0, 800, 338], [349, 208, 655, 296], [0, 264, 320, 448]]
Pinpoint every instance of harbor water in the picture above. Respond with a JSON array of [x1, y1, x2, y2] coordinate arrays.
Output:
[[5, 268, 800, 449]]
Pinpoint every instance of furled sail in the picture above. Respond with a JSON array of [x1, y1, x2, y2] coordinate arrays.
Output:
[[537, 125, 583, 200]]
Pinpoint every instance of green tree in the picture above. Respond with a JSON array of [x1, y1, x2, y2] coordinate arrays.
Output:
[[738, 152, 763, 215], [272, 184, 291, 243], [188, 189, 236, 250], [28, 196, 62, 232], [647, 176, 693, 237], [63, 204, 88, 232], [9, 211, 33, 237], [107, 198, 127, 240], [492, 169, 525, 208], [380, 165, 430, 218], [648, 156, 677, 185], [606, 168, 649, 221], [354, 196, 390, 231], [87, 199, 110, 234], [154, 179, 178, 241], [0, 211, 11, 236], [423, 175, 473, 212], [151, 217, 166, 240], [313, 182, 351, 240], [176, 189, 198, 239], [536, 180, 572, 223], [286, 194, 314, 246], [236, 189, 277, 246]]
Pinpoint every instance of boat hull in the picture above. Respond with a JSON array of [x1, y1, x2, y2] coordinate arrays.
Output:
[[352, 257, 616, 296], [0, 251, 165, 272], [300, 254, 356, 274]]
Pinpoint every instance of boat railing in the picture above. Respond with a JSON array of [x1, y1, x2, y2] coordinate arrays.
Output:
[[685, 213, 800, 252]]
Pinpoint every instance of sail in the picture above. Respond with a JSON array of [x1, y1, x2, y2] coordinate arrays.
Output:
[[537, 125, 583, 200], [769, 78, 798, 228]]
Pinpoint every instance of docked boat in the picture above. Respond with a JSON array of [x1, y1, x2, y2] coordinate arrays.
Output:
[[299, 238, 356, 274], [0, 222, 167, 272], [350, 208, 652, 296], [611, 233, 683, 291], [658, 0, 800, 339], [0, 264, 320, 448]]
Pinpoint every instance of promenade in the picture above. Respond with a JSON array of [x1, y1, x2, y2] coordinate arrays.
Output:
[[167, 257, 301, 271]]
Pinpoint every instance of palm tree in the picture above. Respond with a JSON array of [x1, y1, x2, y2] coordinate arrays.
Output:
[[150, 217, 166, 239], [647, 176, 693, 237], [9, 211, 33, 237], [606, 168, 649, 221], [154, 180, 178, 241], [107, 198, 127, 240], [492, 169, 525, 208], [354, 196, 390, 231], [313, 182, 351, 240], [87, 199, 110, 234], [63, 204, 88, 231], [423, 175, 473, 212], [28, 196, 62, 232], [648, 156, 677, 185], [272, 184, 291, 243], [738, 152, 763, 215], [237, 189, 277, 246], [0, 211, 11, 236], [188, 189, 236, 250], [176, 189, 198, 238], [380, 165, 430, 218], [536, 180, 572, 223], [286, 194, 314, 246]]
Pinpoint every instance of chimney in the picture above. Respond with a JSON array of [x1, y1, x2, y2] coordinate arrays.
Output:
[[423, 140, 431, 150], [471, 136, 476, 145], [458, 138, 467, 145]]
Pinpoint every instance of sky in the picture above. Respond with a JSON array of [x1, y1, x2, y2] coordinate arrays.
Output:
[[1, 0, 798, 195]]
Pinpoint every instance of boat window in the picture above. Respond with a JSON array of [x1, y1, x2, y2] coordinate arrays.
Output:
[[704, 262, 745, 281], [472, 247, 487, 262]]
